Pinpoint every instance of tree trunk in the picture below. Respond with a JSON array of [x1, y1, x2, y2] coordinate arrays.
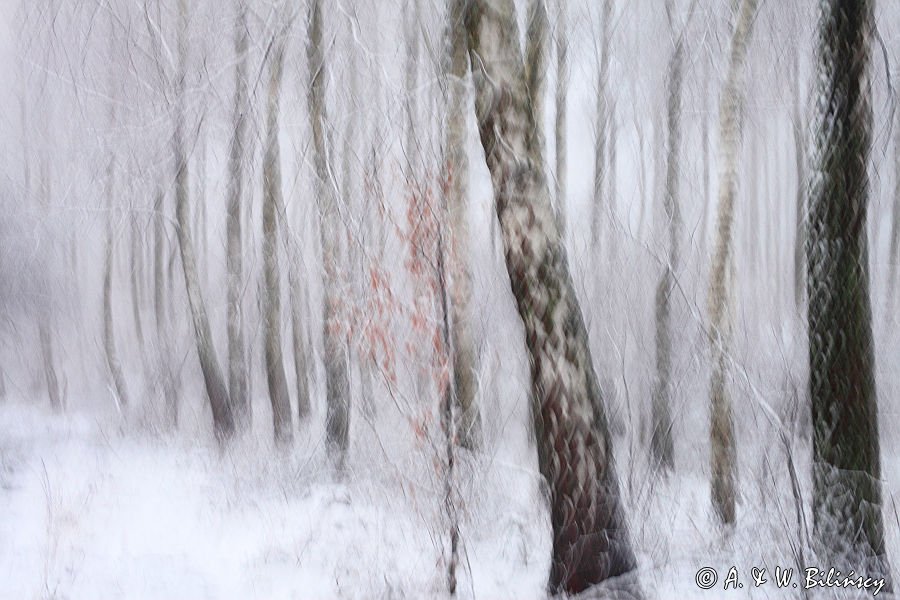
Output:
[[807, 0, 891, 587], [444, 0, 482, 450], [307, 0, 350, 467], [590, 0, 612, 243], [707, 0, 757, 526], [226, 0, 250, 428], [262, 30, 293, 446], [651, 15, 685, 472], [103, 154, 130, 410], [173, 0, 234, 442], [554, 0, 568, 234], [464, 0, 638, 594]]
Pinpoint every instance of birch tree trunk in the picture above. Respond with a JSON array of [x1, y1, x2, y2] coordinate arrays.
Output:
[[307, 0, 350, 466], [445, 0, 482, 449], [807, 0, 891, 587], [465, 0, 638, 594], [226, 0, 250, 427], [707, 0, 757, 526], [173, 0, 235, 441], [262, 30, 293, 445]]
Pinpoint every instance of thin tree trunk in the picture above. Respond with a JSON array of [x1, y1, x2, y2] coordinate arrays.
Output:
[[807, 0, 891, 588], [651, 11, 686, 472], [554, 0, 568, 234], [103, 154, 130, 410], [307, 0, 350, 467], [445, 0, 482, 449], [590, 0, 612, 243], [707, 0, 757, 526], [173, 0, 234, 442], [465, 1, 638, 594], [38, 323, 62, 412], [262, 30, 293, 446], [226, 0, 250, 428]]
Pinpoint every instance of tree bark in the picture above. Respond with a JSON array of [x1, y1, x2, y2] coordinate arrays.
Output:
[[307, 0, 350, 466], [173, 0, 235, 442], [590, 0, 612, 243], [262, 30, 293, 446], [226, 0, 250, 428], [807, 0, 891, 587], [651, 9, 686, 472], [444, 0, 482, 450], [707, 0, 757, 526], [554, 0, 568, 234], [464, 0, 638, 594]]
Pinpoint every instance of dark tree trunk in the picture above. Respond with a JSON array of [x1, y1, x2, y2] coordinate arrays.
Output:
[[806, 0, 891, 587]]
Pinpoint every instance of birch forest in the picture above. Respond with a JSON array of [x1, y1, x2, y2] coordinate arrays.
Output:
[[1, 0, 899, 598]]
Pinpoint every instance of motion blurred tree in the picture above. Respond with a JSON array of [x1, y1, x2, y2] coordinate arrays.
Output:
[[226, 0, 250, 428], [307, 0, 350, 466], [707, 0, 757, 526], [444, 0, 482, 449], [262, 22, 292, 446], [806, 0, 891, 586], [464, 0, 638, 594], [172, 0, 235, 441]]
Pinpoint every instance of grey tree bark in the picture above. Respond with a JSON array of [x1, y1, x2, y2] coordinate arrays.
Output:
[[262, 29, 293, 446], [307, 0, 350, 466], [651, 3, 688, 472], [226, 0, 250, 428], [554, 0, 568, 234], [807, 0, 891, 587], [707, 0, 757, 526], [464, 0, 638, 594], [173, 0, 235, 441], [444, 0, 482, 450], [102, 136, 130, 410], [590, 0, 612, 243]]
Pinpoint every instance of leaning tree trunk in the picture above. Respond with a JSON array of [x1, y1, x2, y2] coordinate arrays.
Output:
[[464, 0, 638, 595], [262, 30, 293, 446], [307, 0, 350, 466], [226, 0, 250, 428], [651, 17, 685, 473], [173, 0, 235, 441], [807, 0, 891, 588], [707, 0, 757, 526], [444, 0, 482, 449]]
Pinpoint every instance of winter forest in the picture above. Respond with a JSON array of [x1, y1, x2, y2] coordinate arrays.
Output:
[[1, 0, 899, 597]]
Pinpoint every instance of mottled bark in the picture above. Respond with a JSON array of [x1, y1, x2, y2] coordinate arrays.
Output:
[[445, 0, 482, 449], [707, 0, 757, 526], [307, 0, 350, 465], [226, 0, 250, 428], [465, 0, 638, 594], [262, 31, 293, 446], [807, 0, 891, 587], [173, 0, 234, 441]]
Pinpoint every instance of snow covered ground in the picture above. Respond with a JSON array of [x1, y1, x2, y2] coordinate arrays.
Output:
[[2, 397, 896, 599]]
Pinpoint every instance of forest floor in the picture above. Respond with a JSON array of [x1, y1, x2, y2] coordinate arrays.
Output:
[[0, 399, 897, 600]]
